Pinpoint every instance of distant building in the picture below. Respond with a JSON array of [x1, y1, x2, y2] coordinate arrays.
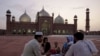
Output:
[[6, 8, 78, 35], [84, 8, 100, 35], [0, 8, 99, 35], [85, 8, 90, 32]]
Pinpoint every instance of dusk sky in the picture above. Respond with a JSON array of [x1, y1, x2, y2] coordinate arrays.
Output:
[[0, 0, 100, 31]]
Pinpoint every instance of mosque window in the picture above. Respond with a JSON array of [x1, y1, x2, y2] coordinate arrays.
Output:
[[27, 29, 31, 33], [42, 22, 48, 28], [62, 30, 65, 34], [58, 30, 61, 34], [22, 29, 26, 34], [18, 29, 21, 34], [12, 29, 16, 34], [41, 21, 50, 35], [32, 30, 35, 34], [54, 30, 57, 34], [44, 20, 48, 22]]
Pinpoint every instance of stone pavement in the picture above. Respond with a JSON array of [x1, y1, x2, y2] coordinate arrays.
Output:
[[0, 35, 100, 56]]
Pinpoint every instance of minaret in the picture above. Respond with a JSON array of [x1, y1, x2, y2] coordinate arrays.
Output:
[[65, 19, 68, 24], [6, 10, 11, 23], [85, 8, 90, 32], [6, 10, 11, 34], [52, 13, 54, 18], [12, 16, 15, 22], [35, 12, 39, 23], [74, 15, 78, 32]]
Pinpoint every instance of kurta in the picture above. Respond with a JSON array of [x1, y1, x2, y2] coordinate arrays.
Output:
[[21, 39, 42, 56], [65, 40, 93, 56]]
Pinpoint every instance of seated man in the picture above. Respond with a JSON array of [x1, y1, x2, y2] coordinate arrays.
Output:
[[21, 32, 43, 56], [65, 32, 98, 56]]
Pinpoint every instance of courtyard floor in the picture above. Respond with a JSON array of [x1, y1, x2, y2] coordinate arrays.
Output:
[[0, 35, 100, 56]]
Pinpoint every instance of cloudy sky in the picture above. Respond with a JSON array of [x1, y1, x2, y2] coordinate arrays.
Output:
[[0, 0, 100, 31]]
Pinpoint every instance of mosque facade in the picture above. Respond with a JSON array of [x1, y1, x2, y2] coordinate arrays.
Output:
[[6, 8, 89, 35]]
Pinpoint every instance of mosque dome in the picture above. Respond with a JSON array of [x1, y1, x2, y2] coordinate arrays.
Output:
[[39, 8, 50, 16], [86, 8, 89, 11], [54, 15, 64, 24], [74, 15, 77, 18], [19, 12, 31, 22], [65, 19, 68, 21], [6, 10, 11, 13]]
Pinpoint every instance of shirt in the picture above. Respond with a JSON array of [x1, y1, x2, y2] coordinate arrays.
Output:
[[43, 42, 51, 54], [65, 40, 92, 56], [21, 39, 42, 56]]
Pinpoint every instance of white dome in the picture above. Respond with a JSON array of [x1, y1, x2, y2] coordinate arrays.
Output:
[[19, 12, 31, 22], [54, 15, 64, 24], [39, 8, 50, 16]]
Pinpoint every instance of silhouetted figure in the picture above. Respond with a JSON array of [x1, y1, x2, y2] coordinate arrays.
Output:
[[50, 42, 62, 56], [54, 42, 61, 54], [21, 32, 43, 56], [42, 37, 51, 55], [65, 32, 98, 56]]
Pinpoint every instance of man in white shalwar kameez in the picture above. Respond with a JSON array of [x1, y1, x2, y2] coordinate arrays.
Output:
[[21, 32, 43, 56], [65, 32, 98, 56]]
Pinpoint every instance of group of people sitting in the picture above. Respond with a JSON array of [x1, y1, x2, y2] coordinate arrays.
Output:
[[41, 37, 61, 56], [21, 32, 98, 56]]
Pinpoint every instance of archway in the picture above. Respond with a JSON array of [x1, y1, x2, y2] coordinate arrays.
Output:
[[41, 20, 50, 35]]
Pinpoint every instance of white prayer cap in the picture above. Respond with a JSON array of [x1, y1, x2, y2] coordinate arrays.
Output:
[[35, 32, 43, 35]]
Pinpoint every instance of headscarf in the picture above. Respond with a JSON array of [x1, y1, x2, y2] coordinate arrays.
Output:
[[62, 35, 74, 55], [67, 35, 74, 45]]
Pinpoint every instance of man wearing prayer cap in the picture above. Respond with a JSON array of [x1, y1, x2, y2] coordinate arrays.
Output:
[[35, 31, 43, 35], [21, 32, 43, 56]]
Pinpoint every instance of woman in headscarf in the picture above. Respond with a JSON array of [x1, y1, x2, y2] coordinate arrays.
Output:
[[62, 35, 74, 56]]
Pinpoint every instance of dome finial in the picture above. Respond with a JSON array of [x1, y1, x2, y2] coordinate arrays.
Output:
[[7, 9, 11, 13], [39, 7, 50, 16], [12, 16, 15, 18], [24, 9, 27, 14], [42, 6, 45, 11], [74, 15, 77, 18], [86, 8, 89, 12], [58, 13, 61, 16]]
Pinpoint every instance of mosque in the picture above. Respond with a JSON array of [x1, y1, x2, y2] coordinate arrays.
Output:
[[5, 8, 90, 35]]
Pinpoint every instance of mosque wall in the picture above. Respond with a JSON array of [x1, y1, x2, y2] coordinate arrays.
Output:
[[5, 8, 77, 35]]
